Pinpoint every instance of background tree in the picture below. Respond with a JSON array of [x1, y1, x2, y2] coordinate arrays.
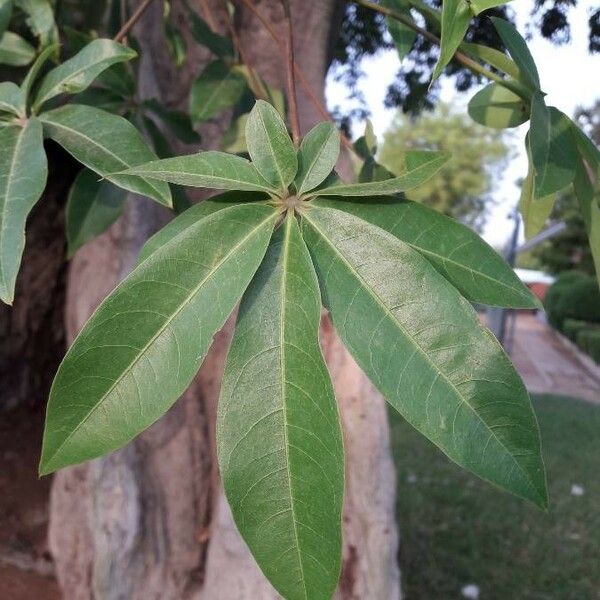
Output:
[[379, 103, 509, 230]]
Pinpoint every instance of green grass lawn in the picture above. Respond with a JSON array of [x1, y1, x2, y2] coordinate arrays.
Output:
[[390, 394, 600, 600]]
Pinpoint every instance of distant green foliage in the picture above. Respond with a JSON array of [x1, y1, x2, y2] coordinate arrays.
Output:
[[379, 103, 509, 230], [576, 329, 600, 363], [544, 271, 600, 329], [562, 318, 592, 342]]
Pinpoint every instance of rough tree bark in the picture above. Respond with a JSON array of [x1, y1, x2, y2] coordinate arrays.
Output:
[[48, 1, 401, 598]]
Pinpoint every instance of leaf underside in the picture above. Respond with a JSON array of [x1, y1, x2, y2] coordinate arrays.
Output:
[[0, 118, 47, 304], [312, 197, 538, 309], [40, 204, 277, 474], [218, 215, 344, 600], [302, 205, 548, 508]]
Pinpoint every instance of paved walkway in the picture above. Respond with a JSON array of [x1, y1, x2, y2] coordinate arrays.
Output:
[[500, 313, 600, 404]]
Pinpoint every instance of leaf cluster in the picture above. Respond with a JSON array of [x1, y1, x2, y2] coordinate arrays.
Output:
[[39, 99, 548, 600]]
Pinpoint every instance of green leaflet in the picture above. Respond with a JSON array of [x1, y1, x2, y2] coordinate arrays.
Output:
[[353, 119, 377, 160], [142, 99, 201, 144], [383, 0, 416, 60], [189, 60, 247, 123], [33, 39, 137, 111], [40, 203, 277, 474], [65, 168, 128, 257], [491, 17, 540, 91], [519, 152, 555, 240], [529, 97, 578, 199], [313, 197, 538, 309], [302, 205, 548, 508], [0, 31, 35, 66], [294, 122, 340, 196], [432, 0, 471, 81], [218, 215, 344, 600], [0, 0, 11, 39], [0, 118, 47, 304], [246, 100, 298, 191], [569, 119, 600, 180], [314, 151, 450, 197], [122, 151, 276, 194], [0, 81, 24, 115], [468, 82, 529, 129], [573, 153, 600, 279], [187, 6, 233, 58], [461, 43, 521, 80], [470, 0, 512, 15], [20, 43, 56, 99], [14, 0, 57, 48], [137, 191, 268, 265], [39, 105, 172, 207]]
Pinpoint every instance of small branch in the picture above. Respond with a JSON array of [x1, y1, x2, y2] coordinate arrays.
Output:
[[199, 0, 219, 31], [352, 0, 508, 87], [114, 0, 155, 42], [237, 0, 355, 153], [280, 0, 300, 145], [217, 0, 267, 101]]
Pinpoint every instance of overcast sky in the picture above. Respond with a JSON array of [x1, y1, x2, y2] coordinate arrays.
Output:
[[325, 1, 600, 248]]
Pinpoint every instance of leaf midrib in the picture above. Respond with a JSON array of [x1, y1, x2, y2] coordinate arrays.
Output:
[[297, 131, 331, 195], [256, 106, 286, 190], [279, 217, 309, 600], [127, 167, 274, 193], [317, 155, 445, 195], [304, 209, 541, 501], [43, 209, 276, 471]]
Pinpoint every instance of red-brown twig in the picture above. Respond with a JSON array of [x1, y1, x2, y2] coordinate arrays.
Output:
[[280, 0, 300, 145], [237, 0, 354, 152], [114, 0, 155, 42]]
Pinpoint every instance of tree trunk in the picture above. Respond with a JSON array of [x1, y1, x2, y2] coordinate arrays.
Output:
[[48, 2, 401, 598]]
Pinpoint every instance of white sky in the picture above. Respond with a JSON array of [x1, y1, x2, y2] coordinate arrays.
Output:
[[325, 1, 600, 248]]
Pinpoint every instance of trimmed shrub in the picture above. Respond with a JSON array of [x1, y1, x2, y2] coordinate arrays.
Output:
[[562, 319, 591, 341], [544, 271, 600, 329], [576, 330, 600, 364]]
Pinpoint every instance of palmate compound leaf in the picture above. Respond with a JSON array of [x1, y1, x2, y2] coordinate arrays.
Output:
[[137, 191, 269, 265], [246, 99, 298, 192], [313, 151, 450, 197], [218, 214, 344, 600], [301, 205, 548, 508], [312, 197, 539, 309], [0, 118, 47, 305], [39, 204, 277, 474], [122, 151, 277, 194], [39, 104, 172, 207], [32, 39, 137, 111]]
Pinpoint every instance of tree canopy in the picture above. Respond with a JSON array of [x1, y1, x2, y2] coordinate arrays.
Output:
[[379, 103, 509, 230]]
